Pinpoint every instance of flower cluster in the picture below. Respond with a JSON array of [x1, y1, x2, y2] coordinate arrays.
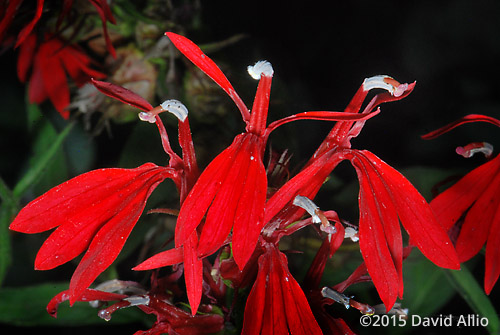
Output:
[[423, 114, 500, 294], [9, 32, 463, 334]]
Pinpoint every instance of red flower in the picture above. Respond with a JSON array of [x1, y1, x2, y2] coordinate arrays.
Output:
[[10, 80, 197, 305], [166, 32, 385, 270], [0, 0, 116, 55], [261, 75, 460, 311], [10, 163, 178, 304], [424, 114, 500, 294], [241, 242, 323, 335], [17, 33, 106, 119]]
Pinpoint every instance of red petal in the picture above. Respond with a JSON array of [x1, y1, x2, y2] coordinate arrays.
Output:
[[14, 0, 43, 47], [0, 0, 22, 42], [431, 154, 500, 230], [92, 79, 153, 112], [166, 32, 249, 121], [357, 177, 399, 311], [241, 251, 268, 334], [47, 289, 126, 318], [38, 41, 70, 118], [455, 171, 500, 262], [16, 32, 37, 82], [359, 150, 460, 270], [351, 153, 403, 301], [485, 207, 500, 294], [88, 0, 116, 57], [133, 247, 184, 270], [183, 232, 203, 315], [422, 114, 500, 140]]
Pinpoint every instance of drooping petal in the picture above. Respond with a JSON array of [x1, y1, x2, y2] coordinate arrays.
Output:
[[92, 79, 153, 112], [431, 154, 500, 230], [455, 171, 500, 262], [183, 232, 203, 315], [350, 152, 403, 304], [88, 0, 116, 57], [10, 163, 176, 303], [166, 32, 249, 122], [355, 150, 460, 270], [242, 245, 322, 335], [196, 134, 266, 268], [0, 0, 22, 43]]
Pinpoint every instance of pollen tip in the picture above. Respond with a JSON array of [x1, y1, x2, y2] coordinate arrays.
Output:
[[363, 75, 408, 96], [247, 60, 274, 80], [160, 99, 188, 122]]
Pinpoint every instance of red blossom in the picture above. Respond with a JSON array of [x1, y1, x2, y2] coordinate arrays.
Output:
[[10, 163, 178, 304], [241, 242, 323, 335], [0, 0, 116, 55], [17, 33, 106, 119], [425, 114, 500, 294]]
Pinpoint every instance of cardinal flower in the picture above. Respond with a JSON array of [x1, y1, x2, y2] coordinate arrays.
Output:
[[0, 0, 116, 55], [17, 33, 106, 119], [258, 75, 460, 312], [9, 80, 197, 305], [423, 114, 500, 294], [166, 32, 384, 271]]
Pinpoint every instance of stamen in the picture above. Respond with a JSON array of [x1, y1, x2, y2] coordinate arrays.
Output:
[[247, 60, 274, 80], [138, 99, 189, 123], [293, 195, 337, 236], [362, 75, 408, 97], [344, 226, 359, 242], [456, 142, 493, 158], [293, 195, 321, 223], [321, 287, 351, 309]]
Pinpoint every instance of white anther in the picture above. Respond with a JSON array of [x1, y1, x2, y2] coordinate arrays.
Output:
[[160, 99, 188, 122], [363, 75, 395, 93], [344, 226, 359, 242], [293, 195, 321, 224], [247, 60, 274, 80]]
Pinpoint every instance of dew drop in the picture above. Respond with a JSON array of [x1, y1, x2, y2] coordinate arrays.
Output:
[[98, 309, 112, 321]]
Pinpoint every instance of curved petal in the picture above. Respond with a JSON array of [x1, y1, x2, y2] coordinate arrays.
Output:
[[431, 155, 500, 231], [422, 114, 500, 140], [485, 207, 500, 294], [455, 171, 500, 262], [166, 32, 249, 122], [92, 79, 153, 112], [133, 248, 184, 270]]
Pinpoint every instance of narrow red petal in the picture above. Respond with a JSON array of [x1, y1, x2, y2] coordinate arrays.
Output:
[[16, 32, 37, 82], [431, 155, 500, 230], [455, 172, 500, 262], [484, 207, 500, 294], [175, 136, 240, 247], [241, 252, 268, 335], [275, 249, 323, 335], [0, 0, 22, 42], [165, 32, 249, 121], [422, 114, 500, 140], [183, 232, 203, 315], [133, 247, 184, 271], [47, 289, 126, 318], [359, 150, 460, 270], [92, 79, 153, 112], [10, 163, 170, 234], [352, 153, 403, 298], [14, 0, 43, 47], [69, 184, 154, 305], [358, 178, 399, 311]]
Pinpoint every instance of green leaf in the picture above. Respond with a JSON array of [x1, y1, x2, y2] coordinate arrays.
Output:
[[0, 283, 147, 326], [402, 252, 456, 316], [12, 122, 73, 198], [445, 264, 499, 334]]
